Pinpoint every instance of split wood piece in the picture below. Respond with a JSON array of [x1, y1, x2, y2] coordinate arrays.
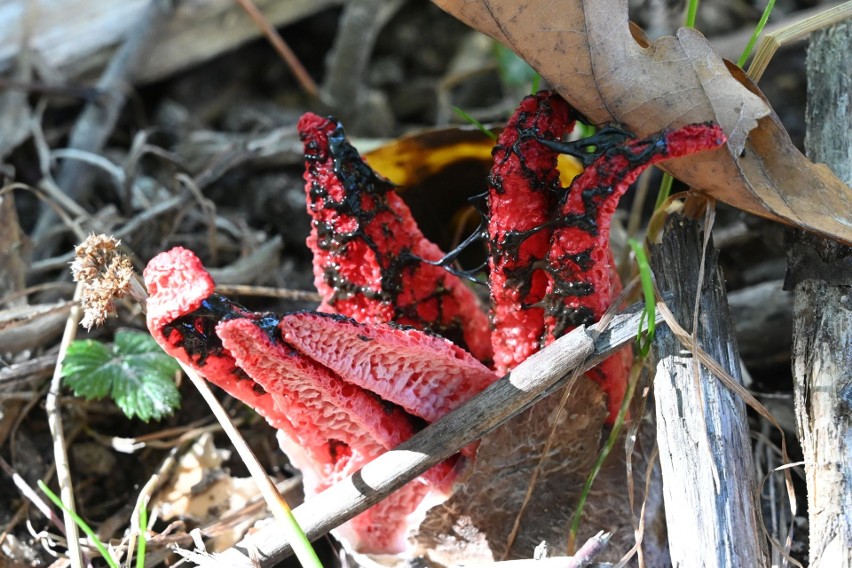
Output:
[[789, 20, 852, 567], [213, 301, 658, 567], [650, 214, 767, 567], [0, 0, 338, 83]]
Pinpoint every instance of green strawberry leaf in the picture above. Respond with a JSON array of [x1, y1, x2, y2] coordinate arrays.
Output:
[[62, 330, 180, 421]]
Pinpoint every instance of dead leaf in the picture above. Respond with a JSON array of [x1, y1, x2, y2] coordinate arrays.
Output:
[[155, 434, 259, 551], [433, 0, 852, 245], [364, 125, 583, 188]]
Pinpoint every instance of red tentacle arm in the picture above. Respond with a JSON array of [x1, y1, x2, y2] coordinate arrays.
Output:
[[486, 91, 574, 374], [144, 247, 293, 433], [144, 247, 467, 554], [298, 113, 492, 363], [544, 122, 727, 420], [279, 311, 498, 424], [216, 318, 452, 554]]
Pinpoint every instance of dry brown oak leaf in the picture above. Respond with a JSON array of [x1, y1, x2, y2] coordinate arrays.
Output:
[[433, 0, 852, 245]]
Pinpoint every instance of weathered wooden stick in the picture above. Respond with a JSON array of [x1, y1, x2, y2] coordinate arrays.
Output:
[[651, 214, 768, 567], [0, 0, 339, 82], [214, 301, 657, 567], [789, 19, 852, 567]]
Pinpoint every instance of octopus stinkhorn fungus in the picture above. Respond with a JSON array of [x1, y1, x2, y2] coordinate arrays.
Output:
[[144, 247, 493, 553], [298, 112, 493, 363], [144, 90, 725, 555]]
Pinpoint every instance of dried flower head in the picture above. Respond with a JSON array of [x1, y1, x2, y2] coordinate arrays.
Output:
[[71, 234, 138, 329]]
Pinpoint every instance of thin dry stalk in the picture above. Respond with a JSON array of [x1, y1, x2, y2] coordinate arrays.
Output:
[[176, 362, 320, 567], [233, 0, 318, 97], [747, 1, 852, 81], [45, 281, 85, 568]]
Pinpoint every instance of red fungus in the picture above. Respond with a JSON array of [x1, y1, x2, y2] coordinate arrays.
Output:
[[298, 112, 492, 363], [279, 311, 498, 424], [143, 99, 726, 555], [542, 122, 726, 420], [486, 91, 574, 374], [144, 247, 465, 554], [216, 318, 454, 554], [486, 93, 726, 422], [144, 247, 293, 433]]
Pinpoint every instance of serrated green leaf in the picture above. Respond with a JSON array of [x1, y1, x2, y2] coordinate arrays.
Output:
[[114, 329, 164, 355], [111, 367, 180, 422], [63, 340, 115, 399], [61, 330, 181, 421]]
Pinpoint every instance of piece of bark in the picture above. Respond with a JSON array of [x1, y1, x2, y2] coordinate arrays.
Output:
[[788, 20, 852, 567], [650, 214, 767, 567], [0, 0, 340, 83]]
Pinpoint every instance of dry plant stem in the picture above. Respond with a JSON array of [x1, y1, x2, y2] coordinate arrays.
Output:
[[233, 0, 318, 98], [176, 361, 321, 568], [0, 454, 66, 534], [206, 237, 284, 286], [649, 214, 767, 567], [214, 303, 657, 567], [213, 284, 322, 303], [616, 443, 660, 568], [126, 447, 180, 566], [790, 20, 852, 567], [32, 0, 172, 251], [710, 1, 845, 61], [567, 530, 611, 568], [747, 1, 852, 81], [320, 0, 403, 112], [45, 282, 85, 568]]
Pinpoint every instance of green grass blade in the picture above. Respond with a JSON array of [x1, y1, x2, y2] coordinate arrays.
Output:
[[629, 239, 657, 357], [569, 365, 640, 548], [685, 0, 700, 27], [136, 504, 147, 568], [531, 73, 541, 95], [38, 481, 121, 568], [738, 0, 777, 67], [452, 107, 498, 141], [654, 172, 674, 211]]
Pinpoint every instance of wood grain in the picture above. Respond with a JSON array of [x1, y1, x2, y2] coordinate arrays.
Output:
[[650, 215, 767, 567]]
